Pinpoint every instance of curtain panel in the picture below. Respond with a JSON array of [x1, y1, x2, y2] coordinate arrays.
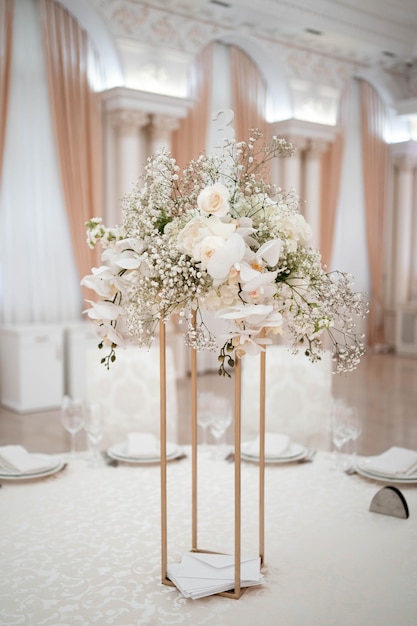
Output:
[[0, 0, 83, 323], [171, 42, 214, 170], [359, 79, 388, 347], [39, 0, 102, 287], [0, 0, 14, 182], [230, 46, 269, 144], [319, 89, 348, 268]]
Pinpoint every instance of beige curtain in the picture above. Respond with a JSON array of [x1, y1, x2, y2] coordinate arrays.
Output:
[[319, 89, 348, 267], [39, 0, 102, 285], [360, 79, 388, 347], [172, 43, 214, 169], [0, 0, 14, 182], [231, 46, 268, 143]]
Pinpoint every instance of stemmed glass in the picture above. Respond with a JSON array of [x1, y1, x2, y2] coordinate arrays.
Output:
[[329, 399, 352, 471], [208, 396, 233, 460], [344, 406, 362, 466], [197, 392, 215, 451], [84, 402, 104, 467], [60, 395, 85, 459]]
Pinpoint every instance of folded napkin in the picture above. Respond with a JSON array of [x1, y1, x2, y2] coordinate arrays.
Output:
[[364, 446, 417, 476], [126, 433, 159, 457], [244, 433, 290, 457], [0, 445, 55, 474], [167, 552, 264, 599]]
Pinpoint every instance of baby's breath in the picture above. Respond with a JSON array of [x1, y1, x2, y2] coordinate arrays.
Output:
[[82, 131, 367, 375]]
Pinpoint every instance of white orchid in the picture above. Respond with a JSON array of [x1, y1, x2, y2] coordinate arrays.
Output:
[[94, 320, 127, 348], [84, 299, 125, 322], [252, 239, 282, 267], [82, 130, 367, 374], [239, 271, 278, 303], [235, 216, 255, 238], [229, 329, 272, 357], [216, 303, 281, 327], [206, 232, 246, 284], [81, 266, 119, 298]]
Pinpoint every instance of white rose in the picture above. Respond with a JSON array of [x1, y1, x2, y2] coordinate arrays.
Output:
[[197, 183, 230, 217], [219, 283, 240, 305], [201, 289, 222, 311], [280, 213, 312, 249], [293, 214, 312, 246], [199, 235, 226, 267], [177, 217, 208, 258]]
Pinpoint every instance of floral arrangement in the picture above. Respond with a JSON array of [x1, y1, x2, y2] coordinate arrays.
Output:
[[82, 129, 368, 375]]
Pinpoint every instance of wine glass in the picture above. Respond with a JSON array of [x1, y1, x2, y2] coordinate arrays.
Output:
[[329, 399, 352, 471], [84, 402, 104, 467], [197, 392, 215, 450], [344, 406, 362, 466], [60, 396, 85, 458], [208, 396, 233, 459]]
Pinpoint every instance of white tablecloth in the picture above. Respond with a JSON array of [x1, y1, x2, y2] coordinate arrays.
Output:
[[1, 450, 416, 626]]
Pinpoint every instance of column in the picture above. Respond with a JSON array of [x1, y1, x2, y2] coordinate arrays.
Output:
[[282, 137, 307, 194], [115, 110, 150, 195], [103, 110, 117, 226], [105, 110, 150, 224], [393, 154, 417, 305], [101, 86, 193, 225], [304, 139, 328, 249], [150, 114, 180, 154]]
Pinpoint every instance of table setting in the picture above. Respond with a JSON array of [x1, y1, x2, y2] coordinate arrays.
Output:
[[106, 432, 186, 464], [0, 444, 66, 481], [240, 433, 309, 464], [1, 394, 417, 626], [353, 446, 417, 484]]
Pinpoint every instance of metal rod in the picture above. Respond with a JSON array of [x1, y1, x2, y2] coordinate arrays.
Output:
[[234, 356, 242, 596], [259, 348, 266, 564], [159, 318, 168, 583], [191, 311, 198, 551]]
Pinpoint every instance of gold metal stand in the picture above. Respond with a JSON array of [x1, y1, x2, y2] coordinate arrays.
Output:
[[159, 318, 172, 587], [160, 316, 266, 598]]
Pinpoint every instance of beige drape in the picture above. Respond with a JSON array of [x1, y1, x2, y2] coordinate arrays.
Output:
[[319, 89, 348, 267], [0, 0, 14, 182], [360, 79, 388, 347], [172, 43, 214, 169], [231, 46, 268, 143], [39, 0, 102, 287], [172, 43, 268, 168]]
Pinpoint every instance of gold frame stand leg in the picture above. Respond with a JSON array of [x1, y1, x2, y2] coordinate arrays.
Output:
[[160, 315, 265, 599]]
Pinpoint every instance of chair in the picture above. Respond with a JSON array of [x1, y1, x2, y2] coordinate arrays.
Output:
[[241, 345, 333, 450], [85, 343, 179, 446]]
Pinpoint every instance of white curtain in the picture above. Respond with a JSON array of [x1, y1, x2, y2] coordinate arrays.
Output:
[[0, 0, 82, 324], [331, 80, 370, 294]]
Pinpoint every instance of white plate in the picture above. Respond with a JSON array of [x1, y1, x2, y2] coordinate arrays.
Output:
[[241, 442, 307, 464], [107, 441, 181, 463], [355, 462, 417, 484], [0, 458, 66, 481]]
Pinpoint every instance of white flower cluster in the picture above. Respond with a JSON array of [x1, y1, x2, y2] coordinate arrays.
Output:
[[82, 131, 368, 375]]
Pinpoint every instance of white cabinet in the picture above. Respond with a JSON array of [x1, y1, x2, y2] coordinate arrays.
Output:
[[0, 324, 64, 412], [64, 322, 98, 400], [396, 306, 417, 356]]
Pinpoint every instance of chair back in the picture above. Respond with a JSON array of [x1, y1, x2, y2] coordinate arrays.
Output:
[[85, 344, 179, 445], [241, 345, 333, 450]]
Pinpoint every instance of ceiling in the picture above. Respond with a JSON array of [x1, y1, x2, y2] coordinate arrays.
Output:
[[141, 0, 417, 70]]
